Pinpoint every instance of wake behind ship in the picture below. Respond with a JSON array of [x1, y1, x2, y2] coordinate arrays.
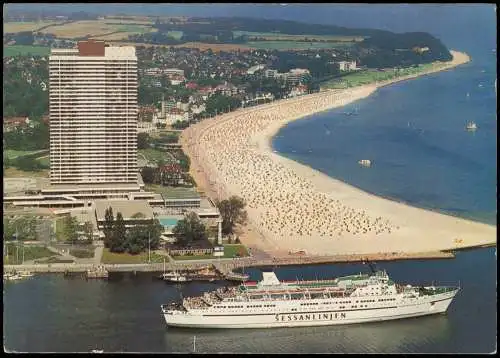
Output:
[[160, 269, 459, 329]]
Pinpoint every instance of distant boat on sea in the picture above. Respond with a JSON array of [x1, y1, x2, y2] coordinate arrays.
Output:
[[465, 121, 478, 131], [358, 159, 372, 167]]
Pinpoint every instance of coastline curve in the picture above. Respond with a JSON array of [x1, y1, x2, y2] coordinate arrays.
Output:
[[181, 50, 496, 257]]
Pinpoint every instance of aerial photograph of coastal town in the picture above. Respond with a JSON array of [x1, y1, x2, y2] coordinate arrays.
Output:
[[2, 3, 496, 354]]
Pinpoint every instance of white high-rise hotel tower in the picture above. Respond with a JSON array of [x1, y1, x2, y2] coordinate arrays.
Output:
[[49, 40, 138, 185]]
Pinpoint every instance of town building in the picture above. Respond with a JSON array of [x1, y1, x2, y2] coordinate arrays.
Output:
[[284, 68, 311, 85], [49, 40, 138, 186], [264, 69, 278, 78], [246, 64, 266, 75], [338, 60, 358, 71]]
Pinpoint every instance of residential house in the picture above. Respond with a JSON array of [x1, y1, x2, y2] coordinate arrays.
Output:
[[288, 84, 308, 98], [176, 101, 190, 112], [139, 105, 155, 122], [165, 108, 190, 125], [191, 103, 206, 115], [158, 163, 185, 186], [338, 61, 357, 71], [284, 68, 310, 85], [265, 69, 278, 78], [215, 82, 238, 96], [162, 68, 185, 77], [185, 81, 199, 90], [169, 75, 184, 86], [3, 117, 30, 132]]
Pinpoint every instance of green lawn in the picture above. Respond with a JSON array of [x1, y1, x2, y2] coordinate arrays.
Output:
[[223, 244, 249, 258], [139, 148, 176, 164], [144, 184, 200, 199], [118, 25, 153, 33], [170, 244, 249, 261], [36, 156, 50, 167], [167, 30, 183, 39], [3, 244, 55, 265], [35, 256, 74, 264], [4, 45, 51, 58], [321, 62, 444, 90], [55, 217, 67, 242], [101, 248, 168, 264], [69, 248, 95, 259], [171, 254, 214, 261], [4, 149, 47, 160]]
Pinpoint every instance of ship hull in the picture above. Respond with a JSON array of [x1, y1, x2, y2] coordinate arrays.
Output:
[[163, 292, 456, 329]]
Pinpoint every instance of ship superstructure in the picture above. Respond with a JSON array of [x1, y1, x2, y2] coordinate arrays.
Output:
[[161, 269, 459, 328]]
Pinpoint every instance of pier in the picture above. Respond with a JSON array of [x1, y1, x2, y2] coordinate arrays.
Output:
[[3, 250, 455, 275]]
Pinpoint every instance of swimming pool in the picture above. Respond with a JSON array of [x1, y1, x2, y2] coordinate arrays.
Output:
[[158, 218, 180, 228]]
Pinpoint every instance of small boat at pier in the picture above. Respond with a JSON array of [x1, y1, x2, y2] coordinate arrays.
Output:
[[86, 265, 109, 279], [3, 272, 23, 281], [17, 270, 35, 278]]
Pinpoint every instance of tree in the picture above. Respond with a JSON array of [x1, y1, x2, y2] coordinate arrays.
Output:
[[216, 196, 248, 235], [63, 216, 79, 244], [124, 219, 163, 254], [109, 212, 127, 253], [103, 207, 114, 248], [82, 221, 94, 244], [172, 212, 207, 247], [141, 166, 157, 184], [137, 133, 151, 149]]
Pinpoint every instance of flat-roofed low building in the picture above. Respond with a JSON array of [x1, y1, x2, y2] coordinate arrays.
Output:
[[94, 200, 154, 229]]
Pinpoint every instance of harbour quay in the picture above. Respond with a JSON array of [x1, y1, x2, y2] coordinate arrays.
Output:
[[3, 250, 455, 275]]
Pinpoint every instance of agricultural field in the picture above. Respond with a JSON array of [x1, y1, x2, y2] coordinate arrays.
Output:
[[234, 31, 365, 42], [172, 42, 252, 52], [3, 45, 50, 57], [103, 17, 154, 25], [93, 24, 157, 41], [3, 20, 65, 33], [39, 20, 155, 39], [246, 41, 349, 50], [166, 31, 183, 40]]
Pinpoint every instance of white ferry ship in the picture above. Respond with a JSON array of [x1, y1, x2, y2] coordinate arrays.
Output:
[[161, 268, 459, 328]]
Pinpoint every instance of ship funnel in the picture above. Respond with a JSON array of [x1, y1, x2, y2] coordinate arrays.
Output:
[[259, 271, 281, 286]]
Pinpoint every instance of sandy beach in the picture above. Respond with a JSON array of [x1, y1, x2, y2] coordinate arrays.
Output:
[[182, 50, 496, 257]]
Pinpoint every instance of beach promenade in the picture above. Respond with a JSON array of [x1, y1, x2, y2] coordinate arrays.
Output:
[[181, 50, 496, 258]]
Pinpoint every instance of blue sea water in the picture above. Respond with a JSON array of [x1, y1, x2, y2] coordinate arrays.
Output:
[[272, 7, 497, 225]]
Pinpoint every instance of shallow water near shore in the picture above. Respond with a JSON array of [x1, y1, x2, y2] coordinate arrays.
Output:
[[3, 248, 496, 353]]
